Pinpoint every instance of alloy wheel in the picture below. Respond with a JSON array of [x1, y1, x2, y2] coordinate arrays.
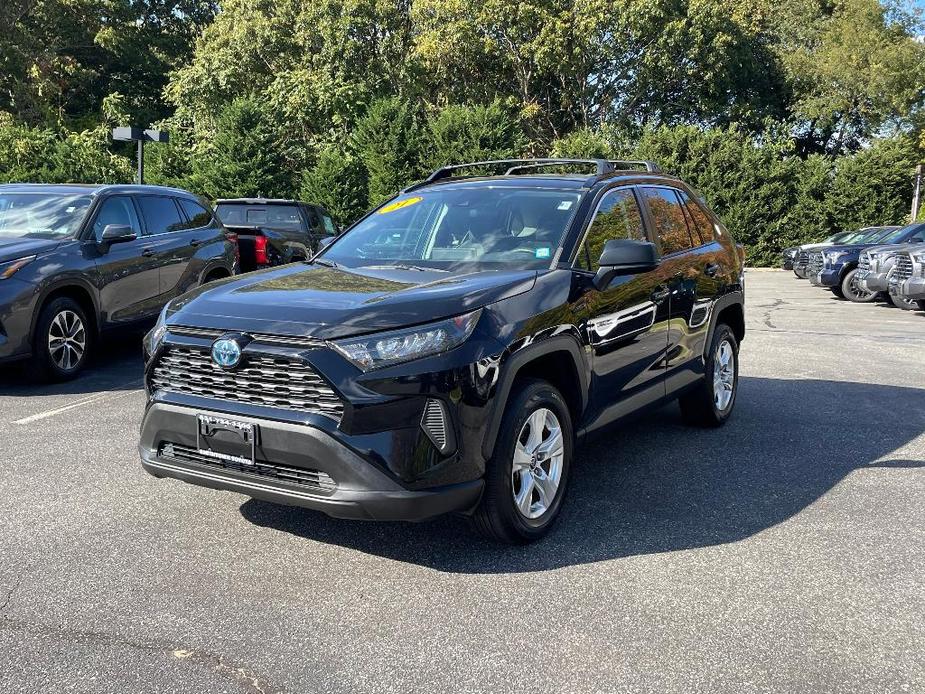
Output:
[[48, 310, 86, 371], [845, 275, 873, 301], [713, 339, 735, 411], [511, 408, 564, 520]]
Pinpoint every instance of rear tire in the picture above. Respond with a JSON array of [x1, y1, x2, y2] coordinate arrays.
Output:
[[679, 323, 739, 428], [842, 269, 877, 303], [28, 297, 91, 382], [918, 300, 925, 311], [830, 286, 845, 299], [471, 379, 573, 544]]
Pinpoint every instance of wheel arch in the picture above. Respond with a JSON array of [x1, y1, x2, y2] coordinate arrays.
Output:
[[481, 334, 589, 461], [705, 292, 745, 351], [31, 280, 100, 343]]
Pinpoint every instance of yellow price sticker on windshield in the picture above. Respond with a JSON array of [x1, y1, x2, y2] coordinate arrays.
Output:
[[378, 197, 422, 214]]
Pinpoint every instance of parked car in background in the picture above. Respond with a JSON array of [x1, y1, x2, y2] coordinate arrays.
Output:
[[214, 199, 339, 272], [806, 225, 912, 301], [0, 183, 237, 380], [139, 158, 745, 544], [787, 229, 890, 278], [784, 231, 856, 273], [889, 247, 925, 311], [855, 224, 925, 308]]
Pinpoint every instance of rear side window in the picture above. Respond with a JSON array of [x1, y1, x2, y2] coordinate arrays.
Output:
[[137, 196, 184, 234], [677, 191, 715, 245], [178, 198, 213, 229], [91, 197, 141, 242], [641, 187, 694, 255], [575, 188, 645, 271], [319, 209, 337, 236]]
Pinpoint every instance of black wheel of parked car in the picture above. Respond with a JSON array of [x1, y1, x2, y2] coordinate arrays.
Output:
[[29, 297, 91, 382], [679, 323, 739, 428], [472, 379, 573, 544], [842, 269, 877, 302], [889, 294, 920, 310], [830, 286, 845, 298], [917, 300, 925, 311]]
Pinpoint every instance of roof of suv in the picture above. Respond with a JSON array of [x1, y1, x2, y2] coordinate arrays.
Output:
[[0, 182, 200, 198], [216, 198, 312, 205]]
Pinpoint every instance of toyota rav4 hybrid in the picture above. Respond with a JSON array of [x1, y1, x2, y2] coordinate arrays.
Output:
[[139, 159, 745, 543], [0, 184, 237, 380]]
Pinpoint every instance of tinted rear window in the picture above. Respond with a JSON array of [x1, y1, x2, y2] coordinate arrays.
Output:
[[216, 204, 304, 230]]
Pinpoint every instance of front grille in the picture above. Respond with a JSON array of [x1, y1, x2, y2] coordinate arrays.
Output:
[[158, 442, 337, 492], [151, 345, 344, 420], [858, 253, 871, 271], [808, 252, 824, 275], [893, 253, 914, 282], [795, 250, 809, 270]]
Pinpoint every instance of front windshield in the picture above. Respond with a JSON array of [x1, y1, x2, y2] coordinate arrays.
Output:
[[863, 226, 902, 243], [0, 193, 92, 240], [827, 231, 852, 243], [321, 186, 583, 270]]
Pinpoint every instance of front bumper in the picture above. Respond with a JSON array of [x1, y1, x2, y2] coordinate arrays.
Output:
[[855, 269, 889, 293], [140, 402, 484, 521], [891, 275, 925, 300], [0, 277, 39, 362], [809, 268, 840, 287]]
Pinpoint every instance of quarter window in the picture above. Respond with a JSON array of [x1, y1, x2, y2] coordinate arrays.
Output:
[[91, 197, 140, 242], [575, 188, 645, 271], [641, 187, 694, 255], [178, 198, 213, 230], [136, 196, 184, 235]]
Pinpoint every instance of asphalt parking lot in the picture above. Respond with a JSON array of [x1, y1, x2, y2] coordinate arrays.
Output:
[[1, 270, 923, 693]]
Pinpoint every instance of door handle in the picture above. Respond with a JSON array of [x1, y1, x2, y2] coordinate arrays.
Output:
[[705, 263, 721, 277], [190, 238, 204, 247], [651, 286, 670, 302], [141, 247, 155, 257]]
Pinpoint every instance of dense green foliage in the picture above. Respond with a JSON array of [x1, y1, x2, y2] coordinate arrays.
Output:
[[2, 0, 925, 264]]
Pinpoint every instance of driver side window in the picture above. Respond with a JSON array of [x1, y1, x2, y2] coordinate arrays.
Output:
[[575, 188, 645, 271], [92, 197, 140, 242]]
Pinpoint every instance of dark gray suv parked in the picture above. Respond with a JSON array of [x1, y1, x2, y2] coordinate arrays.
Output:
[[0, 184, 238, 380]]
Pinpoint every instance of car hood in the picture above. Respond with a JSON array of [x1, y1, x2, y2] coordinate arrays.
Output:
[[167, 263, 538, 340], [799, 241, 838, 250], [0, 237, 60, 264]]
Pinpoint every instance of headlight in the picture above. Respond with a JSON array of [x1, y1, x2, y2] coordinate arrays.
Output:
[[144, 305, 170, 356], [330, 309, 482, 371], [824, 251, 847, 265], [0, 255, 36, 280]]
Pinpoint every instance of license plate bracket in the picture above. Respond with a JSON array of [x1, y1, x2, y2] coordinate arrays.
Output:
[[197, 414, 257, 466]]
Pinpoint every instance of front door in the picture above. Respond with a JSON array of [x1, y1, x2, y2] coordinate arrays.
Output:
[[88, 195, 163, 325], [572, 186, 670, 430]]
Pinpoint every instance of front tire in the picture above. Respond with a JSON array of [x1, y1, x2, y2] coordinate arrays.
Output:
[[472, 379, 573, 544], [842, 269, 877, 303], [889, 294, 920, 310], [679, 323, 739, 428], [29, 297, 91, 381]]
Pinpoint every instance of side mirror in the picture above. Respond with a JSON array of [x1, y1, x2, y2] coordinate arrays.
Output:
[[593, 239, 660, 290], [317, 236, 336, 251], [100, 224, 136, 245]]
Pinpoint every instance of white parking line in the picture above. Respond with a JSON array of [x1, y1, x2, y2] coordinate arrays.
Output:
[[12, 380, 143, 425]]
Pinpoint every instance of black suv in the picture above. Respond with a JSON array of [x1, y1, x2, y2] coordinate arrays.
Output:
[[139, 159, 745, 543], [214, 199, 339, 272], [0, 184, 237, 380]]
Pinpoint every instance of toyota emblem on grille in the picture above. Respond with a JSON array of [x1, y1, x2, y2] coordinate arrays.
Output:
[[211, 336, 243, 369]]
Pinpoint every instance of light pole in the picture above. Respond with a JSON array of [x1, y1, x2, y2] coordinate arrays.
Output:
[[112, 127, 169, 185], [912, 164, 924, 222]]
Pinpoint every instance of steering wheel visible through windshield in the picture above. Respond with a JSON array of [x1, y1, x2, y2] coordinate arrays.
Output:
[[321, 185, 583, 271], [0, 193, 93, 240]]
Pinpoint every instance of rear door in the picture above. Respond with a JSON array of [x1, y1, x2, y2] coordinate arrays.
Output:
[[573, 186, 670, 429], [639, 186, 724, 390], [135, 195, 196, 298], [88, 195, 163, 324]]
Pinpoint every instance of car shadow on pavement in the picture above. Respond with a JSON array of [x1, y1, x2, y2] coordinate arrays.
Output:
[[239, 377, 925, 573], [0, 331, 145, 396]]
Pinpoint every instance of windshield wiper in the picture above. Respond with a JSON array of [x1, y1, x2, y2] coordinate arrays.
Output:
[[372, 263, 449, 273], [313, 258, 338, 268]]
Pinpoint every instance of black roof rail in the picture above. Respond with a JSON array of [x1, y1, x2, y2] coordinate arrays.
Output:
[[422, 158, 660, 184]]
